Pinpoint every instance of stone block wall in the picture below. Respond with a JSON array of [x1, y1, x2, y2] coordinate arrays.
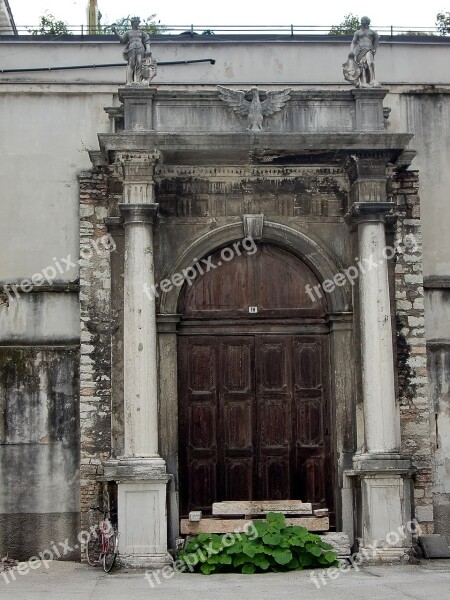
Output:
[[79, 169, 114, 532], [393, 170, 434, 533]]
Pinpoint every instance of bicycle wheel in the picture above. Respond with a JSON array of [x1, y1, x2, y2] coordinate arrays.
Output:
[[102, 533, 118, 573], [86, 531, 102, 566]]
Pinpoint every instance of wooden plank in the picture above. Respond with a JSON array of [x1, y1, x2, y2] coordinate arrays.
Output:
[[212, 500, 313, 516], [180, 516, 329, 535]]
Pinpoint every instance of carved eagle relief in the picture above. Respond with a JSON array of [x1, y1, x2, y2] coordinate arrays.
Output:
[[217, 86, 291, 132]]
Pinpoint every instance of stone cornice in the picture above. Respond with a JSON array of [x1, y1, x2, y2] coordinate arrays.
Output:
[[98, 132, 413, 166]]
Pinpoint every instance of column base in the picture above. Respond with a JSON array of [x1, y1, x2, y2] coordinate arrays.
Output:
[[103, 456, 171, 568], [348, 453, 414, 562], [117, 478, 170, 566], [355, 544, 412, 564]]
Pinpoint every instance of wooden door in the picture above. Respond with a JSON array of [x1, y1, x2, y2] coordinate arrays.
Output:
[[178, 334, 330, 515], [177, 243, 332, 515]]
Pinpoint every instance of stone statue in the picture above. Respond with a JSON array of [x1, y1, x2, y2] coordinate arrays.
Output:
[[343, 16, 380, 88], [112, 17, 156, 85], [217, 86, 291, 132]]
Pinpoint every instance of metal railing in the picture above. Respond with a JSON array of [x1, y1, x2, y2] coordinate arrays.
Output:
[[0, 24, 446, 37]]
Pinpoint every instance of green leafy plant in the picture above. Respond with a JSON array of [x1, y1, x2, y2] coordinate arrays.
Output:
[[178, 512, 339, 575], [29, 13, 71, 35], [102, 15, 165, 35], [328, 14, 360, 36], [436, 11, 450, 35]]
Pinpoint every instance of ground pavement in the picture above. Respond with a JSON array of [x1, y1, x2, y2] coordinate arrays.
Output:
[[0, 559, 449, 599]]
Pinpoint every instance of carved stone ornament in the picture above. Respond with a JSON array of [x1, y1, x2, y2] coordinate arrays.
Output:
[[217, 86, 291, 132], [343, 56, 362, 85]]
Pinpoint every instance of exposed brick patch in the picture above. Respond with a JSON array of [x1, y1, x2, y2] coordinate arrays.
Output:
[[393, 170, 434, 532], [79, 169, 113, 532]]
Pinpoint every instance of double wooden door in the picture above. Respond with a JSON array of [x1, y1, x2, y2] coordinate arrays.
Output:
[[178, 333, 331, 515]]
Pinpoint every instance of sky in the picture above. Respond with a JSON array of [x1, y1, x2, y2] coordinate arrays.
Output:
[[9, 0, 449, 30]]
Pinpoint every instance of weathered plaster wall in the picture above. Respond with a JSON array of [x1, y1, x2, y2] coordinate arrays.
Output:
[[1, 38, 450, 85], [0, 91, 112, 283], [425, 287, 450, 541], [0, 347, 80, 560]]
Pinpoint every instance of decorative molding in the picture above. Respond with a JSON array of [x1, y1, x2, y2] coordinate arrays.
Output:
[[157, 165, 344, 178], [395, 149, 417, 170], [217, 86, 291, 132], [88, 150, 108, 168], [0, 282, 79, 294], [243, 214, 264, 240], [156, 314, 182, 334], [119, 203, 159, 225], [423, 275, 450, 289], [105, 216, 124, 236], [345, 202, 394, 225]]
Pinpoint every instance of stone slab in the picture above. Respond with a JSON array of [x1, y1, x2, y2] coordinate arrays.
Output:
[[180, 516, 329, 535], [212, 500, 313, 516], [419, 535, 450, 559], [321, 532, 352, 557]]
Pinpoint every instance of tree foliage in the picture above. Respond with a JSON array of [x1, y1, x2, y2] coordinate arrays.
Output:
[[29, 13, 71, 35], [436, 11, 450, 35], [102, 15, 165, 35], [328, 14, 360, 36]]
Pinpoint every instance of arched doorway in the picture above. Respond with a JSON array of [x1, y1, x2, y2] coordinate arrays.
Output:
[[177, 243, 333, 517]]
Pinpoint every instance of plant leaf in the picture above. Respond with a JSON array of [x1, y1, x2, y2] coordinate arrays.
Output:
[[266, 512, 286, 527], [272, 548, 293, 565], [200, 563, 215, 574], [262, 533, 282, 546], [306, 543, 322, 557], [242, 563, 256, 574]]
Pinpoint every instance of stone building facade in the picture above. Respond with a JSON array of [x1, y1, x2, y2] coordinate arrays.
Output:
[[1, 33, 450, 565]]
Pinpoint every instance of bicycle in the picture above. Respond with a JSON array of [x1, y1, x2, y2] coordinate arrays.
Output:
[[86, 506, 119, 572]]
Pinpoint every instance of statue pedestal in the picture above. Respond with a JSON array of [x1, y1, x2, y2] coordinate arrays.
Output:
[[119, 87, 156, 132]]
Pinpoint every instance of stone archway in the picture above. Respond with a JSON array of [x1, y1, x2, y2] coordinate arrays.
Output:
[[157, 222, 354, 540]]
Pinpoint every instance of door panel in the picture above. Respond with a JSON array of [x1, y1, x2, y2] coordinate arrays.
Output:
[[179, 337, 219, 514], [292, 338, 329, 506], [219, 337, 255, 501], [256, 336, 292, 500]]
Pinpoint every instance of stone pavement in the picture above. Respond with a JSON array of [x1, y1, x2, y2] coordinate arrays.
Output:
[[0, 560, 449, 600]]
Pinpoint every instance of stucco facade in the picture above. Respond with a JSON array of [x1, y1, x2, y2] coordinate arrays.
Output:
[[0, 34, 450, 563]]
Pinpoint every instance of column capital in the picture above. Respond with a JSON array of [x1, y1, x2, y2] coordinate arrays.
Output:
[[119, 203, 159, 225], [116, 150, 160, 179], [345, 153, 391, 182], [345, 202, 394, 226]]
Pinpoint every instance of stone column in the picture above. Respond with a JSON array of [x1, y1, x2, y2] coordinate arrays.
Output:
[[347, 155, 412, 562], [354, 205, 400, 454], [113, 151, 171, 567]]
